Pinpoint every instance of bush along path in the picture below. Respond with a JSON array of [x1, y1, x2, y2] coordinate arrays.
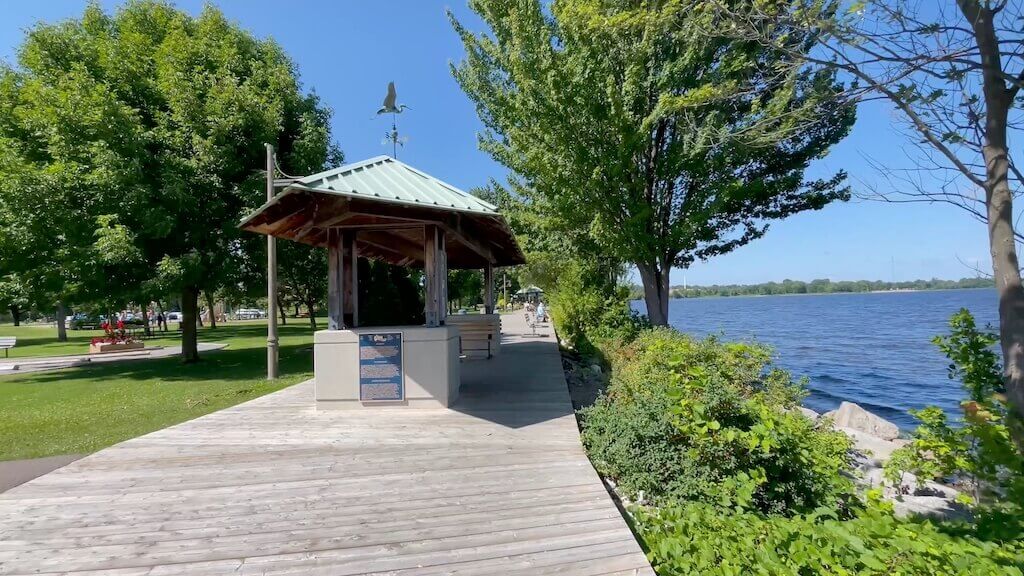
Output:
[[558, 303, 1024, 575]]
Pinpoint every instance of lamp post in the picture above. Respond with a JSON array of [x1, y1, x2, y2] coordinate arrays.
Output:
[[266, 143, 279, 379]]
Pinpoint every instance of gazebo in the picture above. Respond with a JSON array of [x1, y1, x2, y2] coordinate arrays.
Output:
[[240, 155, 524, 407], [516, 285, 544, 303]]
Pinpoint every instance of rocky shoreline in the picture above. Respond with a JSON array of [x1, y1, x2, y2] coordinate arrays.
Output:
[[802, 401, 967, 519]]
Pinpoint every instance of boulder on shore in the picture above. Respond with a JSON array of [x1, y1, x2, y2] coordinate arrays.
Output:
[[856, 459, 969, 521], [823, 401, 900, 441], [838, 426, 909, 462], [796, 406, 820, 421]]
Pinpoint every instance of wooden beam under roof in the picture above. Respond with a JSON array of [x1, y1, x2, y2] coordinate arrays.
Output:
[[358, 230, 424, 267]]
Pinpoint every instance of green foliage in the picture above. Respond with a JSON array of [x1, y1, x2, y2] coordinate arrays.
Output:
[[448, 269, 483, 309], [546, 259, 643, 353], [885, 309, 1024, 537], [0, 274, 29, 318], [637, 500, 1024, 575], [450, 0, 854, 323], [277, 241, 327, 327], [0, 1, 338, 355], [358, 259, 424, 327], [579, 328, 853, 514]]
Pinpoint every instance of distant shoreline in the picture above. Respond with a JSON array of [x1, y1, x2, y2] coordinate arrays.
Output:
[[631, 286, 996, 301]]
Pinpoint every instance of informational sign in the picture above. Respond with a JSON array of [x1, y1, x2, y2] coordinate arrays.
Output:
[[358, 332, 404, 402]]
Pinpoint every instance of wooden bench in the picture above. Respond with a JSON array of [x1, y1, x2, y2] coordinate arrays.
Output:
[[0, 337, 15, 358], [524, 312, 539, 336], [448, 314, 502, 359]]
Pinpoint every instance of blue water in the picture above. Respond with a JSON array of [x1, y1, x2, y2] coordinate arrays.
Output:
[[633, 289, 999, 430]]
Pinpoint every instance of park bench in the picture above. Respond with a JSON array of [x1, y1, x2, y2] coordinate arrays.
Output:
[[524, 312, 539, 336], [127, 327, 181, 340], [0, 337, 15, 358], [448, 314, 501, 359]]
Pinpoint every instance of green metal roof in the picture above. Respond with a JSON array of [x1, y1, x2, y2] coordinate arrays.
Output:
[[287, 155, 499, 215], [238, 155, 525, 269]]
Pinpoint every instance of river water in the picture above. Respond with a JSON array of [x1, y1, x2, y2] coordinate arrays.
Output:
[[634, 288, 998, 430]]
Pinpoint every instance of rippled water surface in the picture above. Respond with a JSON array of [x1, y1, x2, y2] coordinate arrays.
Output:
[[634, 289, 998, 429]]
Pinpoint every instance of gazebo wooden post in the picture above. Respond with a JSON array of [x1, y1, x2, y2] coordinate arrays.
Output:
[[327, 228, 345, 330], [423, 224, 447, 327], [342, 230, 358, 328], [484, 263, 494, 314]]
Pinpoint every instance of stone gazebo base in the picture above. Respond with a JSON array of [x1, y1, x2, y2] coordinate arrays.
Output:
[[314, 326, 460, 408]]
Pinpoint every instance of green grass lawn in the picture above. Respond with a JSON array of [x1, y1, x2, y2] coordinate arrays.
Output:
[[0, 320, 320, 461]]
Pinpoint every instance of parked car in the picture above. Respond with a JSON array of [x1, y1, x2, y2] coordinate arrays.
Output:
[[70, 313, 105, 330], [235, 308, 265, 320], [165, 311, 182, 322]]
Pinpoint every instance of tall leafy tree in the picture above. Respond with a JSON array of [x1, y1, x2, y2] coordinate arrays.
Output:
[[714, 0, 1024, 439], [450, 0, 854, 324], [0, 2, 336, 359]]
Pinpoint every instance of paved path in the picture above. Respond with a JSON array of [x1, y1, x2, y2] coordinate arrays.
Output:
[[0, 343, 228, 375], [0, 455, 84, 493], [0, 313, 652, 575]]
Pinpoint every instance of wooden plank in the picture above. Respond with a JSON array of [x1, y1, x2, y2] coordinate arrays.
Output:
[[423, 224, 440, 327], [326, 228, 344, 330], [438, 230, 448, 326], [342, 229, 356, 327], [0, 313, 651, 575], [485, 262, 495, 314]]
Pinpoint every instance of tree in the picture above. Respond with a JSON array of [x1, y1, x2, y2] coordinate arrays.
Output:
[[358, 260, 425, 327], [450, 0, 854, 325], [0, 26, 140, 340], [715, 0, 1024, 434], [448, 270, 483, 312], [278, 242, 327, 328], [0, 274, 29, 326], [0, 2, 336, 360]]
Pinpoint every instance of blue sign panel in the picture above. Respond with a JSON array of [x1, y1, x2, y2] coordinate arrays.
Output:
[[358, 332, 404, 402]]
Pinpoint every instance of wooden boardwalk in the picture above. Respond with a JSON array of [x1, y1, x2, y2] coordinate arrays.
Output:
[[0, 313, 653, 575]]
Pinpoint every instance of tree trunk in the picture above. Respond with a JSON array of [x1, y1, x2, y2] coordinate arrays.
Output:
[[962, 0, 1024, 432], [307, 300, 317, 329], [181, 286, 200, 363], [9, 305, 19, 327], [985, 127, 1024, 435], [204, 291, 217, 329], [56, 301, 68, 342], [140, 305, 151, 337], [278, 295, 287, 325], [637, 260, 671, 326]]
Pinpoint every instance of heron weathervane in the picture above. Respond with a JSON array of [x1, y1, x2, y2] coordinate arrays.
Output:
[[377, 81, 410, 158]]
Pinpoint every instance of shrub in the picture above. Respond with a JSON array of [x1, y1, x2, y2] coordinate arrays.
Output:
[[885, 308, 1024, 540], [579, 328, 853, 514], [547, 260, 646, 352], [637, 500, 1024, 575]]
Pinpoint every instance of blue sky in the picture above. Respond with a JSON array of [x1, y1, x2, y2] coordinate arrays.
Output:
[[0, 1, 993, 285]]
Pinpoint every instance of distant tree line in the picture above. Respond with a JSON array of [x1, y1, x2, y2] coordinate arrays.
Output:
[[626, 277, 995, 299]]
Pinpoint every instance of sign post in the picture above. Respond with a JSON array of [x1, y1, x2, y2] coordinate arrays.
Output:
[[266, 143, 279, 379]]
